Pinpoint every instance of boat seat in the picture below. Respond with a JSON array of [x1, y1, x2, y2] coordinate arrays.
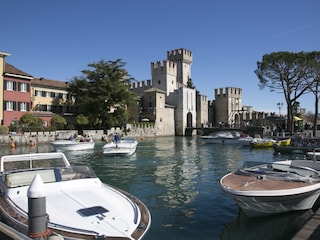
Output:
[[5, 169, 56, 188]]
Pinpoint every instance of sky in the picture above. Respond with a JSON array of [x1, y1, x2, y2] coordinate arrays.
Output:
[[1, 0, 319, 113]]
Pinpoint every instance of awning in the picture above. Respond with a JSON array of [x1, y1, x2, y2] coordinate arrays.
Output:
[[294, 116, 303, 121]]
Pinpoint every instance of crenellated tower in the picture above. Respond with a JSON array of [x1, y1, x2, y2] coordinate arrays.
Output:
[[167, 48, 192, 86], [151, 60, 177, 96], [214, 87, 242, 127]]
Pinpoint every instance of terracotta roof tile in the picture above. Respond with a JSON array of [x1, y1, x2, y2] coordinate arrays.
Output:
[[4, 63, 33, 77], [31, 77, 69, 90]]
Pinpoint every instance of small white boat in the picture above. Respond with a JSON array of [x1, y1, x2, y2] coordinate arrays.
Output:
[[306, 149, 320, 160], [103, 139, 138, 156], [201, 130, 253, 145], [51, 139, 95, 151], [220, 159, 320, 217], [0, 152, 151, 239]]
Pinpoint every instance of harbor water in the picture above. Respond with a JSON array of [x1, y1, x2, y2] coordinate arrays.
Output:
[[0, 136, 315, 240]]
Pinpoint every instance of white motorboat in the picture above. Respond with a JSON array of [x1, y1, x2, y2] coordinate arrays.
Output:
[[51, 139, 95, 151], [200, 130, 253, 145], [0, 152, 151, 239], [103, 139, 138, 156], [306, 149, 320, 160], [220, 159, 320, 217]]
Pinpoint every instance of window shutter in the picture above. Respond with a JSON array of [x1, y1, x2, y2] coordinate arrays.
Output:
[[13, 82, 17, 91], [4, 80, 7, 90], [13, 101, 17, 110]]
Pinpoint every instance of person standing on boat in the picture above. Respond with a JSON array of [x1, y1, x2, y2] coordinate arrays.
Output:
[[114, 132, 120, 143]]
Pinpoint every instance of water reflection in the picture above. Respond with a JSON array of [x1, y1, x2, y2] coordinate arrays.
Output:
[[153, 137, 201, 208], [221, 209, 313, 240]]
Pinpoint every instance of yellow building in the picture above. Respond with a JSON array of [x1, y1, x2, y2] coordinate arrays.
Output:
[[31, 77, 70, 127]]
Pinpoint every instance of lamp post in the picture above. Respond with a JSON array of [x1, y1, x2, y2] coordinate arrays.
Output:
[[277, 102, 283, 116]]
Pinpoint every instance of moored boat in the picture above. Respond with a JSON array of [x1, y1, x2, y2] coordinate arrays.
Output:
[[220, 159, 320, 217], [251, 138, 276, 148], [200, 130, 253, 145], [306, 149, 320, 160], [274, 145, 320, 155], [51, 139, 95, 151], [0, 152, 151, 239]]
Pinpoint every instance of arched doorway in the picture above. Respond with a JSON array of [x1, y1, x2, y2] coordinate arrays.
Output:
[[187, 112, 192, 128]]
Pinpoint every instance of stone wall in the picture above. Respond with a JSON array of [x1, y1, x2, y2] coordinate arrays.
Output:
[[0, 123, 175, 145]]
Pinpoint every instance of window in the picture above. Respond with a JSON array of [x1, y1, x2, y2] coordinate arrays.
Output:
[[5, 81, 14, 90], [4, 101, 16, 111], [36, 90, 42, 97], [19, 102, 28, 111], [18, 83, 28, 92]]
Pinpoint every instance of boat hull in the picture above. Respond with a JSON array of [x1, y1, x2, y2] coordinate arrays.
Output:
[[225, 188, 320, 217], [220, 160, 320, 217], [51, 140, 95, 151], [103, 140, 138, 156]]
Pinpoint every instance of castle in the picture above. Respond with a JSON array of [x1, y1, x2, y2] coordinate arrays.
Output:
[[130, 48, 267, 136]]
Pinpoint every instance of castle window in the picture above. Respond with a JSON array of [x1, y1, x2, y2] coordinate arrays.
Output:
[[158, 80, 161, 84]]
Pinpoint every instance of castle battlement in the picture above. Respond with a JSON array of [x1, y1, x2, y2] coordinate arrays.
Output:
[[151, 60, 177, 76], [215, 87, 242, 98], [130, 79, 152, 92], [167, 48, 192, 63]]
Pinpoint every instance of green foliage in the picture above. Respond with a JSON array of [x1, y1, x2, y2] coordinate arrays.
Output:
[[20, 113, 40, 126], [76, 114, 89, 126], [187, 77, 195, 89], [255, 51, 319, 134], [50, 114, 66, 130], [19, 113, 44, 131], [0, 125, 9, 134], [68, 59, 137, 129]]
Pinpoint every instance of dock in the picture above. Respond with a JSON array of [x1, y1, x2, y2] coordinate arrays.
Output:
[[293, 208, 320, 240]]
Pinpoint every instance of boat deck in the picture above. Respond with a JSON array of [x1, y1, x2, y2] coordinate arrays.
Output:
[[222, 173, 312, 192], [0, 180, 150, 240]]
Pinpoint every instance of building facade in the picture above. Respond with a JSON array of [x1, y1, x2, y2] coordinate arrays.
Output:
[[1, 54, 33, 126]]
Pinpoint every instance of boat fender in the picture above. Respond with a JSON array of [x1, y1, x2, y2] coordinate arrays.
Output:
[[47, 232, 64, 240]]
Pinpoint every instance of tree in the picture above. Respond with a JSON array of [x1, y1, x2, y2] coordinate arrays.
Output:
[[51, 114, 66, 130], [305, 51, 320, 136], [187, 77, 195, 89], [255, 52, 311, 134], [19, 113, 43, 131], [76, 114, 89, 130], [68, 59, 136, 129]]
